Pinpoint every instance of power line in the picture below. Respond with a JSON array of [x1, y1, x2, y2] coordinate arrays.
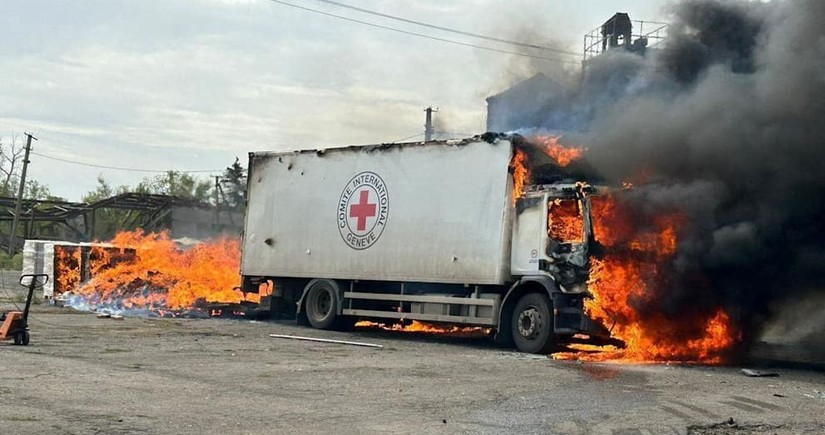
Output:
[[265, 0, 581, 65], [308, 0, 580, 57], [31, 152, 221, 174]]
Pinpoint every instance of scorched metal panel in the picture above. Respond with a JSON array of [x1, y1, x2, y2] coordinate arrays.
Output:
[[241, 138, 514, 285]]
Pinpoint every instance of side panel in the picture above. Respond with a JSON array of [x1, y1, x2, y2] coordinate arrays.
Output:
[[242, 140, 514, 285]]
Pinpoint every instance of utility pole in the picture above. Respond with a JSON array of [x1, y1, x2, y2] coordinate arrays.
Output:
[[8, 132, 36, 254], [424, 107, 438, 142], [214, 175, 221, 228]]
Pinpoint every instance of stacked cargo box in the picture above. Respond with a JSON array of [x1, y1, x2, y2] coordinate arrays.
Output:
[[21, 240, 135, 298]]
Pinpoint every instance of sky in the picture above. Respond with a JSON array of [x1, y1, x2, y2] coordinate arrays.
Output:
[[0, 0, 668, 201]]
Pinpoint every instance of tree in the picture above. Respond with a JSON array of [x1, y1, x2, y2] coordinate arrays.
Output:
[[0, 133, 62, 201], [24, 180, 58, 201], [82, 175, 132, 240], [78, 161, 243, 240], [82, 175, 128, 203], [0, 133, 63, 249], [0, 134, 24, 197], [82, 172, 212, 240], [83, 175, 114, 203], [136, 171, 212, 202], [221, 157, 246, 210]]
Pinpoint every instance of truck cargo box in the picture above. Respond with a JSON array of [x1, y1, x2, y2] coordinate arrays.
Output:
[[242, 138, 515, 285]]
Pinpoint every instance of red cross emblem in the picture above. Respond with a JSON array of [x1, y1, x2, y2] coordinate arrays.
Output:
[[337, 171, 389, 250], [349, 190, 377, 231]]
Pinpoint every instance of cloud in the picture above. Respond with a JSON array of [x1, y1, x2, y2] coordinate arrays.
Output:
[[0, 0, 667, 199]]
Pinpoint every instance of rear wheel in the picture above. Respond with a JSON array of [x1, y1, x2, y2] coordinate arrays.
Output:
[[305, 281, 338, 329], [13, 331, 24, 346], [511, 293, 554, 354], [21, 331, 29, 346]]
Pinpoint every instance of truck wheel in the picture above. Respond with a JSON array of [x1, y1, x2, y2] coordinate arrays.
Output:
[[305, 281, 338, 329], [511, 293, 554, 354], [13, 331, 23, 346], [21, 331, 30, 346]]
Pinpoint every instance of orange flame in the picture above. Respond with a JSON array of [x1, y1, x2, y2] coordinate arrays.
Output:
[[510, 149, 530, 203], [553, 194, 738, 363], [548, 199, 584, 243], [74, 230, 247, 311], [54, 245, 82, 295], [355, 320, 489, 337], [246, 279, 274, 304], [532, 135, 584, 167]]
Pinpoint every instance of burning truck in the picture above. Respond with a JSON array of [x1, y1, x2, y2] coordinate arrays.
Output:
[[240, 133, 622, 353]]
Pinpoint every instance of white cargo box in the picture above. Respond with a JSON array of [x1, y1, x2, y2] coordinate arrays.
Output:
[[242, 138, 516, 285]]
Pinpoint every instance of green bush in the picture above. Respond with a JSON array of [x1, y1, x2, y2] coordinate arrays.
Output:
[[0, 252, 23, 270], [11, 253, 22, 270]]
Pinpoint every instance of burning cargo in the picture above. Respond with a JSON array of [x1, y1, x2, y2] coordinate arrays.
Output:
[[22, 240, 135, 299], [240, 134, 617, 353], [22, 233, 260, 318]]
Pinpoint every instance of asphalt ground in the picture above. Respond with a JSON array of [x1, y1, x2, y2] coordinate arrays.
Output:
[[1, 272, 824, 435]]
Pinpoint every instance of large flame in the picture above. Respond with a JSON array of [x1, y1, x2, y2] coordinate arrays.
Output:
[[532, 135, 584, 167], [554, 194, 738, 363], [508, 139, 738, 363], [509, 137, 583, 203], [72, 230, 246, 313]]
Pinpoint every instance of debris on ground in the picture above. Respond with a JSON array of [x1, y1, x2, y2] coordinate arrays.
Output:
[[269, 333, 383, 349], [803, 391, 825, 400], [496, 352, 549, 361], [741, 368, 779, 377]]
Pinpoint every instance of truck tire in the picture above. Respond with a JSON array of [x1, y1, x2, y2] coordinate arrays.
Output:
[[304, 281, 338, 329], [511, 292, 554, 354]]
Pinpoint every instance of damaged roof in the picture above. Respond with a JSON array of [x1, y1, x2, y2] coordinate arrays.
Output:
[[247, 133, 510, 159]]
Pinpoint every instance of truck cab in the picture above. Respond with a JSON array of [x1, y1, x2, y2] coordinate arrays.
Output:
[[504, 182, 608, 352]]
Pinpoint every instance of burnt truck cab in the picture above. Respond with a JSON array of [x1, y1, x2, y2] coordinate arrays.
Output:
[[503, 182, 613, 352]]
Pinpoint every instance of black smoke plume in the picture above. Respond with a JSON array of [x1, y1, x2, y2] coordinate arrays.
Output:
[[507, 0, 825, 356]]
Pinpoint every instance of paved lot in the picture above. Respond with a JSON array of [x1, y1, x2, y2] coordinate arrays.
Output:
[[1, 273, 824, 435]]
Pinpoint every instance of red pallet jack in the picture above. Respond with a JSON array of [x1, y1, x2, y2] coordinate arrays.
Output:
[[0, 274, 48, 346]]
